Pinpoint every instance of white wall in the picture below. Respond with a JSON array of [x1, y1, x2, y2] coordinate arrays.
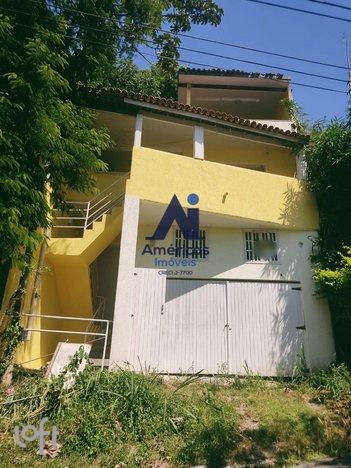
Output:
[[110, 215, 335, 371], [134, 225, 335, 370]]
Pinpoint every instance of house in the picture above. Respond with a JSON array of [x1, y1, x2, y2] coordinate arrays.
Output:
[[2, 68, 335, 376]]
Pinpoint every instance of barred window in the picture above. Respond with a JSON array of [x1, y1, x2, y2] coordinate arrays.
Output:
[[245, 231, 278, 262], [175, 229, 208, 260]]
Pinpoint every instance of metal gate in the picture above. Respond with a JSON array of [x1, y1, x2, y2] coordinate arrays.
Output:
[[129, 275, 305, 376]]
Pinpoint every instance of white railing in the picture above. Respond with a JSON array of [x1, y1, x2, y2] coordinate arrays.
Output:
[[84, 295, 106, 342], [23, 313, 111, 370], [53, 172, 129, 234]]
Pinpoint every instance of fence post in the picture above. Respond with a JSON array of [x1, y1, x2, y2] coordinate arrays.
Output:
[[84, 201, 90, 234], [101, 320, 109, 371]]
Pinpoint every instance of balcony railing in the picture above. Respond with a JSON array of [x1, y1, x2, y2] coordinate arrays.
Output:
[[52, 172, 129, 236]]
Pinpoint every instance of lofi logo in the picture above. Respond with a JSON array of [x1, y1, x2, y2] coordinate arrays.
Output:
[[146, 193, 201, 241]]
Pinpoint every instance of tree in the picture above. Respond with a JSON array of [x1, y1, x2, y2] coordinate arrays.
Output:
[[0, 0, 223, 378], [0, 6, 110, 377], [52, 0, 223, 97], [305, 120, 351, 365]]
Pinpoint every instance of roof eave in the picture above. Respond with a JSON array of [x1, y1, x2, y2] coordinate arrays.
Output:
[[124, 98, 307, 146]]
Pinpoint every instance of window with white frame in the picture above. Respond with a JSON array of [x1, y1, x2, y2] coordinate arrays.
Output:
[[244, 231, 278, 262], [175, 229, 208, 260]]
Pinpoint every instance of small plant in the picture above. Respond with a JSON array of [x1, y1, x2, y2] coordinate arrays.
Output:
[[305, 364, 351, 402], [281, 98, 309, 133]]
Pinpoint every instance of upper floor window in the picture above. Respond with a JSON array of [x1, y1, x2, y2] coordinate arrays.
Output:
[[244, 231, 278, 262], [175, 229, 208, 260]]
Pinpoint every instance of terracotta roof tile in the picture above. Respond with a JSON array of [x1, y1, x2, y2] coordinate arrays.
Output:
[[79, 85, 307, 142]]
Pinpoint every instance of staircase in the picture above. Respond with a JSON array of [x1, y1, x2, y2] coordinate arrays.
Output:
[[52, 173, 129, 239], [45, 173, 128, 341]]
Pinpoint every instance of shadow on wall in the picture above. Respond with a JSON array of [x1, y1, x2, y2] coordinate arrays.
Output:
[[262, 241, 306, 375], [279, 181, 308, 228]]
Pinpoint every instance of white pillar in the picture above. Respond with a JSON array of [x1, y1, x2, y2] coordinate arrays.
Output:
[[193, 125, 204, 160], [134, 114, 143, 147], [296, 152, 308, 180], [109, 195, 140, 369]]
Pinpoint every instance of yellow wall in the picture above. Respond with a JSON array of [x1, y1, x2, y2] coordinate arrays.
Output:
[[1, 196, 124, 369], [127, 147, 319, 230], [205, 144, 296, 177], [15, 259, 64, 369], [66, 172, 127, 202]]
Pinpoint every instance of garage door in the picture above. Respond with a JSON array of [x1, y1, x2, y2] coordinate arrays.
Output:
[[226, 281, 304, 375], [129, 274, 305, 376]]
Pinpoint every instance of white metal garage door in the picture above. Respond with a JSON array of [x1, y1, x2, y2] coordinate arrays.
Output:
[[129, 274, 305, 376], [226, 281, 304, 376]]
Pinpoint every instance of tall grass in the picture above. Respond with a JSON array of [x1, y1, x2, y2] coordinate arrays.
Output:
[[0, 364, 350, 466]]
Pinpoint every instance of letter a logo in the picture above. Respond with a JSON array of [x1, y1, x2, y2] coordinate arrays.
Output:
[[146, 194, 200, 240]]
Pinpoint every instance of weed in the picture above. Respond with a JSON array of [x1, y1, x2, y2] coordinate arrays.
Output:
[[306, 364, 351, 402], [0, 366, 350, 466]]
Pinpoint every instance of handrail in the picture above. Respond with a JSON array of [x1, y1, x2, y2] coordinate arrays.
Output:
[[87, 172, 129, 206], [22, 313, 110, 370], [53, 172, 129, 234]]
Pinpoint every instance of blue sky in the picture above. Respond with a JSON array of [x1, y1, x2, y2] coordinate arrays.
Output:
[[136, 0, 350, 123]]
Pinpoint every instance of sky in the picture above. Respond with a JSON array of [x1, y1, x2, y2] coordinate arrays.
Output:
[[136, 0, 350, 123]]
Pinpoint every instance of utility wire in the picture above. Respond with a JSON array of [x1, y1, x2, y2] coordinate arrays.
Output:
[[2, 6, 348, 85], [9, 18, 346, 93], [172, 43, 348, 83], [157, 30, 348, 71], [141, 48, 347, 94], [243, 0, 351, 23], [303, 0, 351, 12], [24, 0, 350, 70], [136, 49, 153, 65]]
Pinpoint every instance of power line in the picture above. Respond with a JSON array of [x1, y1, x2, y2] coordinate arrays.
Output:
[[172, 44, 348, 83], [141, 49, 347, 94], [303, 0, 351, 12], [136, 49, 153, 66], [8, 18, 346, 94], [164, 31, 348, 71], [2, 5, 347, 85], [25, 0, 350, 70], [243, 0, 351, 22]]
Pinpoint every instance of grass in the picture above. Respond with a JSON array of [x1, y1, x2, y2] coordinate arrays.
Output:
[[0, 365, 350, 467]]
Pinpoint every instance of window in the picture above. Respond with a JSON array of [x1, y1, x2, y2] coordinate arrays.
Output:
[[245, 231, 278, 262], [175, 229, 208, 260]]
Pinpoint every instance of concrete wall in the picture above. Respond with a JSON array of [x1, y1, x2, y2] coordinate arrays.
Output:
[[125, 224, 335, 370], [127, 147, 319, 231]]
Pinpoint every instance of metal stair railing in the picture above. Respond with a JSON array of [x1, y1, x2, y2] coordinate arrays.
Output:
[[53, 172, 129, 235], [22, 313, 110, 370], [84, 296, 106, 342]]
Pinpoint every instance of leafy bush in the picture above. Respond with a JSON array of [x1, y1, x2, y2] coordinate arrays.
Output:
[[305, 120, 351, 365]]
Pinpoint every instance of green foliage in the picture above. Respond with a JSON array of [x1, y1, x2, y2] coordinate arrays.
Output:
[[306, 121, 351, 260], [0, 0, 223, 377], [51, 0, 223, 98], [0, 3, 110, 269], [1, 369, 350, 466], [281, 98, 309, 133], [305, 364, 351, 402], [305, 120, 351, 365], [90, 59, 168, 96]]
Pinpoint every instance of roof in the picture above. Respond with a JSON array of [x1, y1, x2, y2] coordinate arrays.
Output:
[[79, 85, 307, 143], [178, 67, 289, 81]]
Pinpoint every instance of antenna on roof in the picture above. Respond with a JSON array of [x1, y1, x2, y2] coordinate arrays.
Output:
[[343, 34, 351, 95]]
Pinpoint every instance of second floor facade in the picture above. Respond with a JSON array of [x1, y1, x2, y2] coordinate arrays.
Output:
[[53, 68, 314, 242]]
